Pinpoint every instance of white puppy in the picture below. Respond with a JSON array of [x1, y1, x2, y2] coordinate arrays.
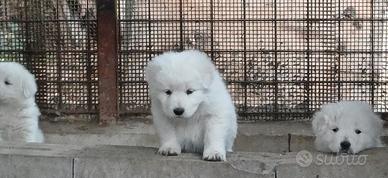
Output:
[[312, 101, 384, 154], [145, 50, 237, 161], [0, 62, 44, 143]]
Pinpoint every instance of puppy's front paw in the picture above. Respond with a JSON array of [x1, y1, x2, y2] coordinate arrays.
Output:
[[158, 143, 181, 156], [203, 149, 226, 161]]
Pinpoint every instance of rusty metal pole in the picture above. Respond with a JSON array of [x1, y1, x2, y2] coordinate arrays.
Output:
[[96, 0, 118, 125]]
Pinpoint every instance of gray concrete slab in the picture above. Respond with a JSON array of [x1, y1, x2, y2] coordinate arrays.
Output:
[[277, 148, 388, 178], [0, 143, 82, 178], [289, 135, 315, 152], [40, 119, 388, 154], [40, 120, 311, 153], [0, 143, 387, 178], [235, 134, 289, 153], [0, 142, 83, 157], [0, 155, 10, 177], [74, 146, 280, 178], [5, 155, 74, 178]]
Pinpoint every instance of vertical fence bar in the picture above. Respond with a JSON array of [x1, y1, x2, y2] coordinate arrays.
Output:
[[242, 0, 247, 118], [337, 0, 341, 101], [370, 0, 375, 107], [96, 0, 118, 125], [273, 0, 279, 120], [86, 0, 93, 113], [56, 0, 63, 112], [210, 0, 214, 60], [306, 0, 310, 116], [24, 0, 31, 69], [179, 0, 184, 51]]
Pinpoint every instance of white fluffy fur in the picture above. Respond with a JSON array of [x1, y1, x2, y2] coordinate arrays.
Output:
[[312, 101, 384, 154], [145, 50, 237, 161], [0, 62, 44, 143]]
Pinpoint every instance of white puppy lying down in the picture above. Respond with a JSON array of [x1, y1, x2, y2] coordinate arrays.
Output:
[[145, 50, 237, 161], [0, 62, 44, 143], [312, 101, 384, 154]]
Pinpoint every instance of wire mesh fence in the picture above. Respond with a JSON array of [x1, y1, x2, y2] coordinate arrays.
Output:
[[118, 0, 388, 121], [0, 0, 98, 116], [0, 0, 387, 121]]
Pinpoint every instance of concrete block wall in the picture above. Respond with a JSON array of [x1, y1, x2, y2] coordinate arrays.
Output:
[[40, 120, 388, 153], [1, 143, 387, 178]]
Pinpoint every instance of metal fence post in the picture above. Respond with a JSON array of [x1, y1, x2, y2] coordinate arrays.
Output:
[[96, 0, 118, 125]]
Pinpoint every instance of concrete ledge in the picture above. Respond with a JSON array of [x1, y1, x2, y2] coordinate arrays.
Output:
[[0, 143, 387, 178], [74, 146, 282, 178], [0, 143, 82, 178], [41, 119, 388, 153], [277, 148, 388, 178]]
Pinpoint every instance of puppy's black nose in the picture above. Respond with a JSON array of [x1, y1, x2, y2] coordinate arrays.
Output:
[[340, 141, 351, 150], [173, 108, 184, 116]]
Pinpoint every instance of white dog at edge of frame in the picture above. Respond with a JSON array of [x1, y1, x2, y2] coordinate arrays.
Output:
[[0, 62, 44, 143], [312, 101, 384, 154], [145, 50, 237, 161]]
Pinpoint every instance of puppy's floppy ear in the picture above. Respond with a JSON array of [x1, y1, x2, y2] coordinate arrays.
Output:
[[312, 111, 331, 134], [370, 112, 384, 135], [196, 52, 216, 89], [201, 64, 215, 89], [144, 60, 162, 83], [22, 73, 38, 98]]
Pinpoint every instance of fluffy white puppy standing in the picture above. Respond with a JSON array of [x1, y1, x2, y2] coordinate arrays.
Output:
[[312, 101, 384, 154], [145, 50, 237, 161], [0, 62, 44, 143]]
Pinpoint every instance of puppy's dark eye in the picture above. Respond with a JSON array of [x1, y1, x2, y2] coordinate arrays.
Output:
[[332, 128, 339, 133], [165, 90, 172, 95], [4, 80, 11, 85], [186, 89, 194, 95], [355, 129, 362, 134]]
